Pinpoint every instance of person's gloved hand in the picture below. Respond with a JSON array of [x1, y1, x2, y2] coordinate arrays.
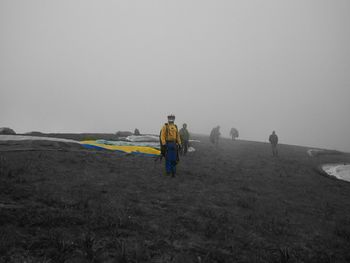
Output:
[[161, 145, 166, 156]]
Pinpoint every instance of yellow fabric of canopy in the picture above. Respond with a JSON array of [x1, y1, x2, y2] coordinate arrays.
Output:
[[80, 140, 160, 156]]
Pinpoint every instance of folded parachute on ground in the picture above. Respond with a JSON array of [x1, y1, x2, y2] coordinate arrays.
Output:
[[80, 140, 160, 156]]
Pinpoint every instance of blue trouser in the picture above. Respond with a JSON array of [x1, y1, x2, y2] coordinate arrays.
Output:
[[165, 142, 177, 174]]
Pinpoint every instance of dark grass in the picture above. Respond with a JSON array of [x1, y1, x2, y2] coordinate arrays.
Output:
[[0, 135, 350, 262]]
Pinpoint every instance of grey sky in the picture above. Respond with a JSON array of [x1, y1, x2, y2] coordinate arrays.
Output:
[[1, 0, 350, 151]]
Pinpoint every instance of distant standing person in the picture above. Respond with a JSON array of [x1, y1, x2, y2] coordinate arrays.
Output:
[[160, 115, 181, 177], [269, 131, 278, 156], [210, 126, 221, 146], [134, 128, 140, 135], [230, 127, 239, 140], [179, 123, 190, 155]]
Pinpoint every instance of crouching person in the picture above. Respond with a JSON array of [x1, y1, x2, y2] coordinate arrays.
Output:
[[160, 114, 181, 177]]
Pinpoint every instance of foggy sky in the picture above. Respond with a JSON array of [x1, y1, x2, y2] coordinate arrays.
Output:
[[1, 0, 350, 151]]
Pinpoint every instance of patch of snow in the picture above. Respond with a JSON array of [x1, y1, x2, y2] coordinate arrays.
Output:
[[188, 146, 196, 152], [126, 135, 159, 142], [307, 149, 323, 157], [321, 163, 350, 182], [0, 135, 80, 144]]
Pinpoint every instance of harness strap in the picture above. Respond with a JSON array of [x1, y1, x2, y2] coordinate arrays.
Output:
[[165, 123, 169, 141]]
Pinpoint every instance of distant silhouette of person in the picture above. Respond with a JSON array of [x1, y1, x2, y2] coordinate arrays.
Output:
[[230, 127, 239, 140], [179, 123, 190, 155], [269, 131, 278, 156], [134, 128, 140, 135], [210, 126, 221, 146]]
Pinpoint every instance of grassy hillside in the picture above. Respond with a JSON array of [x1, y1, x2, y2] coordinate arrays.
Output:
[[0, 135, 350, 262]]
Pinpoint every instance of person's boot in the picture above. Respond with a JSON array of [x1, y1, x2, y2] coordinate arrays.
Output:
[[164, 169, 170, 176]]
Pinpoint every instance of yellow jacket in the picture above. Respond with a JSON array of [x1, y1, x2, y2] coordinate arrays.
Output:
[[160, 123, 181, 146]]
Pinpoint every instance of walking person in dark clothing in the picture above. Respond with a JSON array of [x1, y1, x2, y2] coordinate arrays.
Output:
[[134, 128, 140, 135], [230, 127, 239, 141], [269, 131, 279, 156], [179, 123, 190, 155], [210, 126, 221, 146]]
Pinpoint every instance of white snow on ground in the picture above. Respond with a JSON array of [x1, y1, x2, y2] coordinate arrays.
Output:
[[0, 135, 80, 144], [321, 164, 350, 182], [126, 135, 159, 142], [307, 149, 323, 157], [188, 146, 195, 152]]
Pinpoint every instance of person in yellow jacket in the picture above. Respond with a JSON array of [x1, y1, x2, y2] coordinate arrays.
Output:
[[160, 114, 181, 177]]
